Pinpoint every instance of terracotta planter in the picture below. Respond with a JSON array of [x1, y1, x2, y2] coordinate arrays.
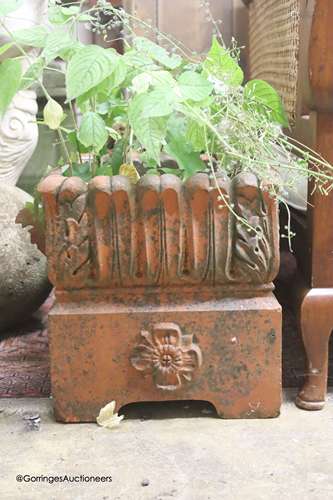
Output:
[[38, 172, 282, 421]]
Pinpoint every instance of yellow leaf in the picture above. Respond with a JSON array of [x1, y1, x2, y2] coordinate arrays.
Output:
[[119, 163, 140, 183]]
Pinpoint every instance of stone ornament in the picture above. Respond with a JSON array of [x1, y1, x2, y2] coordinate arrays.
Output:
[[131, 323, 202, 391], [0, 184, 51, 332], [0, 0, 48, 185], [0, 90, 39, 185]]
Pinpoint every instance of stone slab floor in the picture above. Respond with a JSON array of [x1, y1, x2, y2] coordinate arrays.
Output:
[[1, 390, 333, 500]]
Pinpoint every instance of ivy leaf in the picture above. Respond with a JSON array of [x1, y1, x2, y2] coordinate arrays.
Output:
[[134, 37, 182, 70], [177, 71, 213, 102], [78, 112, 108, 152], [129, 93, 167, 163], [0, 0, 23, 16], [66, 45, 115, 100], [13, 26, 48, 48], [0, 59, 22, 115], [244, 79, 289, 127], [164, 117, 206, 178], [203, 36, 243, 87]]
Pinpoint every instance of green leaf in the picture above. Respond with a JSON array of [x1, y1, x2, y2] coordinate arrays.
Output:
[[67, 130, 91, 154], [77, 13, 94, 22], [161, 167, 181, 176], [0, 42, 13, 57], [95, 164, 113, 176], [123, 49, 156, 71], [111, 138, 126, 175], [0, 0, 23, 16], [63, 162, 92, 182], [61, 6, 80, 17], [20, 58, 44, 90], [13, 26, 48, 48], [141, 152, 158, 170], [244, 79, 289, 127], [42, 31, 79, 63], [186, 120, 206, 152], [66, 45, 115, 100], [78, 112, 108, 152], [106, 127, 120, 141], [132, 70, 176, 94], [164, 117, 206, 178], [177, 71, 213, 102], [48, 5, 70, 24], [129, 93, 167, 163], [133, 37, 182, 70], [106, 52, 128, 88], [141, 88, 175, 118], [203, 36, 243, 87], [0, 59, 22, 115], [132, 72, 152, 94]]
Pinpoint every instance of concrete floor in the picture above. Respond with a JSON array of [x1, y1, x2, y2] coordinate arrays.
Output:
[[1, 390, 333, 500]]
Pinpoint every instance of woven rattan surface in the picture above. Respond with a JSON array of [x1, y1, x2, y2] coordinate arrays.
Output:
[[249, 0, 301, 124]]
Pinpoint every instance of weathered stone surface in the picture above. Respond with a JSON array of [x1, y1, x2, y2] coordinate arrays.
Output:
[[0, 185, 51, 333], [39, 173, 282, 421]]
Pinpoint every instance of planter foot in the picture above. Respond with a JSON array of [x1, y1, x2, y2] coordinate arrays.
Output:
[[295, 395, 325, 411]]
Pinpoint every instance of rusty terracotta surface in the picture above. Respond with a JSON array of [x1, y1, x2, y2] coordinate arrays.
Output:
[[38, 172, 279, 290], [38, 173, 282, 421]]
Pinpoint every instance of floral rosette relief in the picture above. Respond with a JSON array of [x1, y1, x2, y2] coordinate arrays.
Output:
[[130, 323, 203, 391]]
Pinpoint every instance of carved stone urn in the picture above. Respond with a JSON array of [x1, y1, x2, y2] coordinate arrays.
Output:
[[38, 171, 282, 421]]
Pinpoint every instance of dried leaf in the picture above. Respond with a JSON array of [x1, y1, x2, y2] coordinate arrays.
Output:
[[119, 163, 140, 184], [96, 401, 124, 429]]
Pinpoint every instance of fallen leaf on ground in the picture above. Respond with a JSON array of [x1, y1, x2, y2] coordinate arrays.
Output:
[[96, 401, 124, 429]]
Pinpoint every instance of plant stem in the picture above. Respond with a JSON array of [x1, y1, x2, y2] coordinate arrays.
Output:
[[58, 128, 73, 174]]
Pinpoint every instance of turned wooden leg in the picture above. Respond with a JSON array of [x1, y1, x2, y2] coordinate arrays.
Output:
[[296, 288, 333, 410]]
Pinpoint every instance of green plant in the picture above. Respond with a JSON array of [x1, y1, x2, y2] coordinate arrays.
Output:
[[1, 0, 333, 236]]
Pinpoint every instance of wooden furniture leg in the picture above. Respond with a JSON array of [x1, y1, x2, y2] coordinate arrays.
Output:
[[295, 113, 333, 410], [296, 288, 333, 410]]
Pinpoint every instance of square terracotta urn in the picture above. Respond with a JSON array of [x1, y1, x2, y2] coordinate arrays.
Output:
[[38, 171, 282, 421]]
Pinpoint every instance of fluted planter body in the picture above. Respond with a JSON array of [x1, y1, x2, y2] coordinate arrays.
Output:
[[39, 172, 282, 421]]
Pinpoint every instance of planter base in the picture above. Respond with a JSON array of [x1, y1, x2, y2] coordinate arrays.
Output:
[[49, 290, 281, 421]]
